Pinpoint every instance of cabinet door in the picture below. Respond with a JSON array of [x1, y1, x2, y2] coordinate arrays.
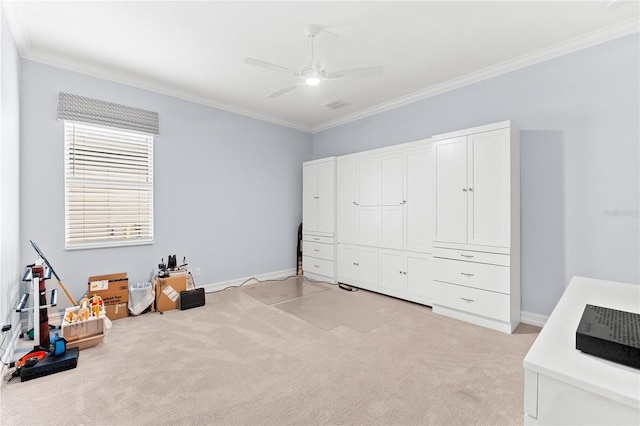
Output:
[[469, 129, 511, 247], [406, 252, 432, 297], [358, 157, 379, 206], [357, 246, 379, 288], [316, 161, 335, 234], [379, 206, 403, 249], [380, 153, 404, 206], [434, 137, 468, 244], [302, 164, 318, 232], [405, 147, 432, 253], [338, 160, 358, 244], [337, 244, 357, 283], [379, 249, 405, 291], [358, 207, 378, 246]]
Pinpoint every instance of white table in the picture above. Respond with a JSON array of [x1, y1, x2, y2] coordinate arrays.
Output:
[[523, 276, 640, 425]]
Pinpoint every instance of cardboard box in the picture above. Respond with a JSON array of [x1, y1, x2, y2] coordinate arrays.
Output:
[[88, 272, 129, 320], [105, 302, 129, 320], [156, 275, 187, 312], [62, 315, 105, 350]]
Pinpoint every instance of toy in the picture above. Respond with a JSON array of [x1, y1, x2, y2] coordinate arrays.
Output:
[[89, 294, 103, 317], [77, 296, 90, 321]]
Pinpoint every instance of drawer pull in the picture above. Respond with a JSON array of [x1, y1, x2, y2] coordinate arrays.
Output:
[[460, 254, 474, 258], [460, 273, 475, 277], [460, 297, 475, 303], [353, 201, 360, 206], [314, 265, 320, 268], [314, 249, 320, 252], [314, 238, 320, 241]]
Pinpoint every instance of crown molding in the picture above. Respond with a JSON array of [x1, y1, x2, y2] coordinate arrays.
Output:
[[311, 18, 640, 133], [20, 54, 313, 133], [4, 1, 637, 136]]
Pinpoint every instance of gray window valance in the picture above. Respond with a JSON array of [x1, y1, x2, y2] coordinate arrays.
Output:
[[57, 92, 159, 135]]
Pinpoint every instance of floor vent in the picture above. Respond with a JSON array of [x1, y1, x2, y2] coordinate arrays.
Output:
[[324, 99, 351, 110]]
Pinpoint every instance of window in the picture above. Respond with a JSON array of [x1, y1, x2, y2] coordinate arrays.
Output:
[[64, 122, 154, 249]]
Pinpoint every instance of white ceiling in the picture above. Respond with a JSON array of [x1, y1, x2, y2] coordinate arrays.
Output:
[[4, 1, 639, 133]]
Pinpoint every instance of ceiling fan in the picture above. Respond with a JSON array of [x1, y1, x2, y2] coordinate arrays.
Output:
[[244, 24, 383, 99]]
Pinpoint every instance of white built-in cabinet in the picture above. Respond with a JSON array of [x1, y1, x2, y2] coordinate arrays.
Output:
[[302, 121, 521, 334], [302, 157, 336, 282], [336, 140, 433, 306], [431, 121, 520, 333]]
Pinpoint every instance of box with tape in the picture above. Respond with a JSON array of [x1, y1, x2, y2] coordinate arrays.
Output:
[[156, 275, 187, 312], [88, 272, 129, 320]]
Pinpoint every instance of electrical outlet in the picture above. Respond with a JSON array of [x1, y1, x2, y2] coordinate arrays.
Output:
[[195, 268, 201, 276]]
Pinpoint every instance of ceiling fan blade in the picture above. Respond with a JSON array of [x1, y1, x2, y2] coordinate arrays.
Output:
[[267, 84, 302, 99], [244, 58, 300, 75], [326, 66, 383, 80]]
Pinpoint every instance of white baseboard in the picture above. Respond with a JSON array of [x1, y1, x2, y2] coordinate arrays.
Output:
[[521, 311, 548, 328], [200, 268, 297, 293]]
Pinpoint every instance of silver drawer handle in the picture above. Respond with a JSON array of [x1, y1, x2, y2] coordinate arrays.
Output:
[[314, 265, 320, 268], [399, 200, 407, 205], [460, 273, 474, 277], [314, 249, 320, 252], [461, 297, 474, 303], [353, 201, 360, 206], [460, 254, 474, 258], [314, 238, 320, 241]]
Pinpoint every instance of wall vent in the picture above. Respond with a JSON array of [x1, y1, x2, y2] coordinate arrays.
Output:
[[324, 99, 351, 110]]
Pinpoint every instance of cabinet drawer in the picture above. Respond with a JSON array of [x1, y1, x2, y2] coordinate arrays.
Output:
[[303, 234, 334, 245], [303, 256, 334, 279], [433, 281, 510, 322], [304, 241, 334, 261], [433, 258, 510, 294], [433, 247, 510, 266]]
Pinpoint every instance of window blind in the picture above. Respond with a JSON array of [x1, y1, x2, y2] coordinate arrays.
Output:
[[64, 122, 154, 249], [58, 92, 159, 135]]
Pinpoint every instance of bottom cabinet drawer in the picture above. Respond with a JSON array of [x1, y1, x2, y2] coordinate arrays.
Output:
[[433, 281, 510, 322], [303, 256, 334, 278]]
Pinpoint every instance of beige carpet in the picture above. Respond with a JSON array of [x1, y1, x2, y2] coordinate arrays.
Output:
[[1, 278, 540, 425]]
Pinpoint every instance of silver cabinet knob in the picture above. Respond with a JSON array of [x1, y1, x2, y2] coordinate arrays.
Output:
[[462, 188, 468, 192]]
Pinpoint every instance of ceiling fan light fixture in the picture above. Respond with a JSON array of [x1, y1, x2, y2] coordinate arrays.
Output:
[[305, 76, 321, 86]]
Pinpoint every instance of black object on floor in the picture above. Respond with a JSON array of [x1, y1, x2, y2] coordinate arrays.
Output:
[[576, 304, 640, 370], [180, 288, 205, 310], [339, 283, 356, 292], [19, 347, 79, 382]]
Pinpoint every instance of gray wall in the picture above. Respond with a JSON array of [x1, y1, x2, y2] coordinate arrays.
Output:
[[313, 34, 640, 317], [1, 5, 22, 328], [20, 60, 312, 309]]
